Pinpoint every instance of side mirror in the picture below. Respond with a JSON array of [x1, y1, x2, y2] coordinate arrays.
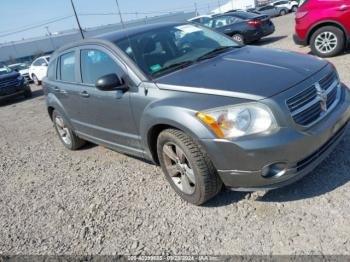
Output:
[[41, 62, 48, 67], [14, 69, 19, 72], [95, 73, 127, 91]]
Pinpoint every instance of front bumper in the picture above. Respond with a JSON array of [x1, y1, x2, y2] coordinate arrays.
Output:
[[293, 33, 307, 46], [0, 83, 29, 101], [200, 84, 350, 191]]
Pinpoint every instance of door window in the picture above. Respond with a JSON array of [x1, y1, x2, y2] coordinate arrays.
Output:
[[60, 52, 76, 82], [80, 49, 124, 85]]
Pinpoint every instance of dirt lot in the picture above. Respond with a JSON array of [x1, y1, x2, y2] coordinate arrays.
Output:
[[1, 14, 350, 255]]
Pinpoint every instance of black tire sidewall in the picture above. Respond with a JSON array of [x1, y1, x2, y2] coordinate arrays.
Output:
[[52, 110, 75, 150], [24, 87, 32, 98], [310, 26, 345, 58], [157, 131, 208, 205]]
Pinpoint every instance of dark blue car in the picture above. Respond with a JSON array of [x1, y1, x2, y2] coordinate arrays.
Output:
[[0, 63, 32, 103]]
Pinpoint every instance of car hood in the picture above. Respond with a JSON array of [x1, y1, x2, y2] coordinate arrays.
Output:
[[155, 46, 328, 100], [0, 71, 19, 81]]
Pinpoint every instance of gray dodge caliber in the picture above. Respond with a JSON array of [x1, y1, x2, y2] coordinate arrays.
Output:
[[44, 22, 350, 205]]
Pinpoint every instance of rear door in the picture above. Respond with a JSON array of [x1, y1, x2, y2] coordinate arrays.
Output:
[[54, 49, 82, 124], [338, 0, 350, 31]]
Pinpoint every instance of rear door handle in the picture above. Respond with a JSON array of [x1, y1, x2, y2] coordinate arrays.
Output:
[[53, 87, 60, 92], [80, 91, 90, 98], [338, 4, 349, 10]]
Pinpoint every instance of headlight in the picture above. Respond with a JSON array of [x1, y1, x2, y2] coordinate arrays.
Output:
[[17, 75, 24, 81], [196, 103, 277, 139]]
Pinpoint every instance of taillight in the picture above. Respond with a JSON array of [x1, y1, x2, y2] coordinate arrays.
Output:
[[295, 11, 308, 19], [247, 20, 262, 26]]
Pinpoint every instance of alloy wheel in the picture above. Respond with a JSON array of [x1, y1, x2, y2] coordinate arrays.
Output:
[[54, 116, 72, 145], [315, 31, 338, 54], [162, 142, 196, 195]]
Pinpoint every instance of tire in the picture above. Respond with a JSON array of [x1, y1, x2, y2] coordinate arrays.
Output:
[[52, 110, 85, 150], [291, 5, 298, 12], [232, 34, 244, 44], [24, 87, 32, 98], [310, 26, 345, 58], [32, 74, 41, 86], [279, 9, 287, 16], [157, 129, 222, 205]]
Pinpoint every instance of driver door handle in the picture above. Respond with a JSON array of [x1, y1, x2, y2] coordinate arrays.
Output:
[[80, 91, 90, 98]]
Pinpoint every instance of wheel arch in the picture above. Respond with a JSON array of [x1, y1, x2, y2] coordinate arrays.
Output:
[[306, 20, 348, 45]]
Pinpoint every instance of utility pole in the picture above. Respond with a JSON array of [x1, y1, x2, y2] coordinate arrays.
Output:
[[45, 26, 55, 50], [194, 2, 198, 16], [70, 0, 84, 39], [115, 0, 126, 29], [218, 0, 222, 13]]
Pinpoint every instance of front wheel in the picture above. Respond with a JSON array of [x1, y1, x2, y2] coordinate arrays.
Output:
[[310, 26, 345, 58], [24, 87, 32, 98], [157, 129, 222, 205], [291, 5, 298, 12], [32, 74, 40, 86]]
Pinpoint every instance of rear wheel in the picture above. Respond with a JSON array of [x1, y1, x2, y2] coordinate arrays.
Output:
[[232, 34, 244, 44], [279, 9, 287, 16], [157, 129, 222, 205], [310, 26, 345, 58], [52, 110, 85, 150]]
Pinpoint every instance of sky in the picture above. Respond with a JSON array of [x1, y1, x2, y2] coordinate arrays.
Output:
[[0, 0, 226, 44]]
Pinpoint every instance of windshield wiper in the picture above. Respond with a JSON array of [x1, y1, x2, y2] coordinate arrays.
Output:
[[151, 60, 194, 78], [196, 46, 238, 62]]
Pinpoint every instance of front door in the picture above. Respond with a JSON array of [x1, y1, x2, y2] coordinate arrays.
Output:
[[72, 47, 141, 154]]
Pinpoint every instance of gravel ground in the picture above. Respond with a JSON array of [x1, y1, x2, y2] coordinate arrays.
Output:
[[1, 14, 350, 256]]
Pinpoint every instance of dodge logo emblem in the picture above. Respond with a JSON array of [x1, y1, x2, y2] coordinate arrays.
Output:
[[315, 83, 328, 112]]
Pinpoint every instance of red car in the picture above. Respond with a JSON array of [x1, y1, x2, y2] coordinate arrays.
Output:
[[293, 0, 350, 57]]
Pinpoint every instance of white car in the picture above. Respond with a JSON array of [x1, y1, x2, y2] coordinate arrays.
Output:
[[29, 56, 50, 85], [270, 0, 299, 12]]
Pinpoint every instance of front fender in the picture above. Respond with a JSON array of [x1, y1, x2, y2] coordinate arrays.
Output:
[[139, 103, 217, 161]]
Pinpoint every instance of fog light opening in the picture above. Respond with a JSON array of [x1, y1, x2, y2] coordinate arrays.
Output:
[[261, 162, 288, 178]]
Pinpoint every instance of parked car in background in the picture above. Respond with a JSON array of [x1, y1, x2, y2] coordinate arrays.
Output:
[[270, 0, 299, 12], [255, 5, 289, 17], [293, 0, 350, 57], [8, 63, 31, 82], [205, 12, 275, 44], [43, 22, 350, 205], [0, 63, 32, 103], [29, 55, 50, 85]]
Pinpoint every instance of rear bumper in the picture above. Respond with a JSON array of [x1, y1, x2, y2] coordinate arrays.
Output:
[[245, 24, 275, 42], [293, 33, 307, 46], [200, 84, 350, 191]]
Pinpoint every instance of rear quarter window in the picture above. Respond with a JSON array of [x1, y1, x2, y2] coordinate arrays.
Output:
[[59, 52, 76, 82], [47, 59, 57, 80]]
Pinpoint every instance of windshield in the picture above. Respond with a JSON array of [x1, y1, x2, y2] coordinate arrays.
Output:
[[0, 64, 13, 76], [114, 23, 239, 78]]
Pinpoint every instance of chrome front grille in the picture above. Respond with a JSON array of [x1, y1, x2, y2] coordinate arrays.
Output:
[[287, 71, 341, 126]]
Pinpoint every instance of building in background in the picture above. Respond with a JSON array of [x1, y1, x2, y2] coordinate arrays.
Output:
[[211, 0, 256, 14], [0, 11, 195, 64]]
